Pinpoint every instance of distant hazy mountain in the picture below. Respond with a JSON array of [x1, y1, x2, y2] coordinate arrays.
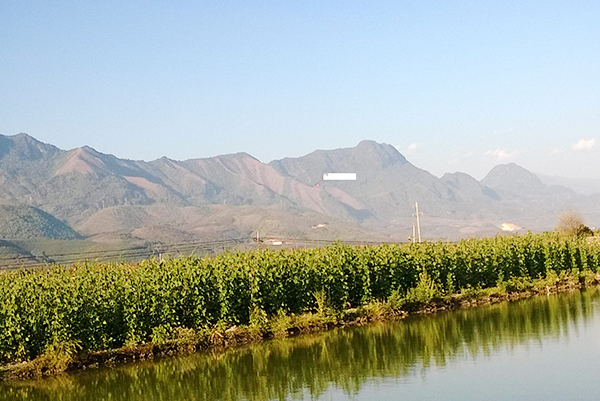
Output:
[[441, 172, 500, 201], [537, 174, 600, 196], [0, 133, 598, 246], [481, 163, 575, 201]]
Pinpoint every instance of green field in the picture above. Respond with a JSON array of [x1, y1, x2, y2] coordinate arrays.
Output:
[[1, 233, 599, 369]]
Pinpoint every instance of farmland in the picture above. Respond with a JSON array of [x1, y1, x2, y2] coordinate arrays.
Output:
[[1, 233, 599, 379]]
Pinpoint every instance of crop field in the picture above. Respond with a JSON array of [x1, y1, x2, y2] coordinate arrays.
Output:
[[1, 233, 599, 366]]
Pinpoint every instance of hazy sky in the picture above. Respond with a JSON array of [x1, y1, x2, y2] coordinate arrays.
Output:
[[1, 1, 599, 179]]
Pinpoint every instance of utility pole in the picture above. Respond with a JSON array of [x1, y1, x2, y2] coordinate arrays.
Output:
[[412, 224, 416, 244], [414, 202, 422, 243]]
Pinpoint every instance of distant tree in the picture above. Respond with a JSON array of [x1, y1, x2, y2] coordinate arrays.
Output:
[[556, 210, 593, 237]]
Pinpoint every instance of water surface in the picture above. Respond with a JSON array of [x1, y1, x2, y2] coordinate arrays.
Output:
[[4, 289, 600, 400]]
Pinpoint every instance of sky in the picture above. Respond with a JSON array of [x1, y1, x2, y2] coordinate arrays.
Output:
[[1, 1, 599, 180]]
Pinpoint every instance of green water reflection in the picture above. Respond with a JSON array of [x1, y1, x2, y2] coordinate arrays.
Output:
[[3, 289, 600, 401]]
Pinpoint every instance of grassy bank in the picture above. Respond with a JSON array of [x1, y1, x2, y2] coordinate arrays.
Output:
[[1, 233, 600, 381]]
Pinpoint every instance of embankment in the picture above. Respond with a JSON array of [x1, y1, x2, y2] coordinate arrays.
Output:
[[1, 233, 599, 381]]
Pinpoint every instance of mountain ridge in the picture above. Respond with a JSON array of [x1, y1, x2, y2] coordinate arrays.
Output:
[[0, 133, 597, 245]]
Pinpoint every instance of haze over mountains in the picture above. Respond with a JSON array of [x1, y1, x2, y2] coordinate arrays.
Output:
[[1, 133, 599, 258]]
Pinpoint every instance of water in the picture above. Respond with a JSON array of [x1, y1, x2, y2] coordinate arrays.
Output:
[[4, 289, 600, 401]]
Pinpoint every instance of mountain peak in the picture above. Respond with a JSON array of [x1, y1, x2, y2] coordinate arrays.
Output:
[[442, 171, 479, 183], [223, 151, 257, 161], [269, 140, 410, 187], [442, 171, 500, 201], [356, 140, 405, 157], [481, 163, 548, 197], [356, 140, 407, 165], [356, 139, 382, 148], [0, 133, 60, 160], [54, 146, 109, 176], [13, 132, 35, 140], [483, 163, 542, 184]]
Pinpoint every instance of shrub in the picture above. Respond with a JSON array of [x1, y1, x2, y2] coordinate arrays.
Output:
[[557, 210, 593, 237]]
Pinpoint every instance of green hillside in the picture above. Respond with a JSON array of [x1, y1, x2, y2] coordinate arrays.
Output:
[[0, 204, 81, 240]]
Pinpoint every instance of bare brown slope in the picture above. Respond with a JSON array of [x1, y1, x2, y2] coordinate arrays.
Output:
[[53, 147, 186, 206], [177, 153, 366, 219], [0, 134, 377, 242]]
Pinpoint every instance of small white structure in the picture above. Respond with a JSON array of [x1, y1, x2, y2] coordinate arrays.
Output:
[[322, 173, 357, 181], [500, 223, 522, 232]]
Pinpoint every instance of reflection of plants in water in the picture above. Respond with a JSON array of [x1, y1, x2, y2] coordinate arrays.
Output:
[[3, 289, 598, 401]]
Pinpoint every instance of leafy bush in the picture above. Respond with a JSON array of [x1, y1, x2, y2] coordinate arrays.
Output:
[[404, 271, 441, 306], [557, 210, 593, 237]]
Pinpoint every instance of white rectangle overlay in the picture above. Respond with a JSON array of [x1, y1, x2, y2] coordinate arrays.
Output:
[[323, 173, 356, 181]]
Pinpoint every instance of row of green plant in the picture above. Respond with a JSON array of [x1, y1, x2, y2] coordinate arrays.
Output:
[[1, 232, 599, 365], [6, 288, 594, 400]]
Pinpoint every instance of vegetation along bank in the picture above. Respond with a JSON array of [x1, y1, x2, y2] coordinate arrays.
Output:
[[1, 232, 600, 381]]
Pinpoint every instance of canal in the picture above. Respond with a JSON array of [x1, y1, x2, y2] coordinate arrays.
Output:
[[3, 288, 600, 400]]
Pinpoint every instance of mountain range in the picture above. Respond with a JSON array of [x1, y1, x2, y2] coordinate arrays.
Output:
[[1, 133, 599, 260]]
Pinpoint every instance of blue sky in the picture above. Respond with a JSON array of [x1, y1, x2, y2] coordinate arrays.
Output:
[[1, 1, 599, 179]]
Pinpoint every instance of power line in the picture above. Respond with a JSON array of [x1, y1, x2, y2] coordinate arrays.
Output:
[[0, 237, 248, 262], [0, 246, 229, 270], [0, 237, 249, 268]]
